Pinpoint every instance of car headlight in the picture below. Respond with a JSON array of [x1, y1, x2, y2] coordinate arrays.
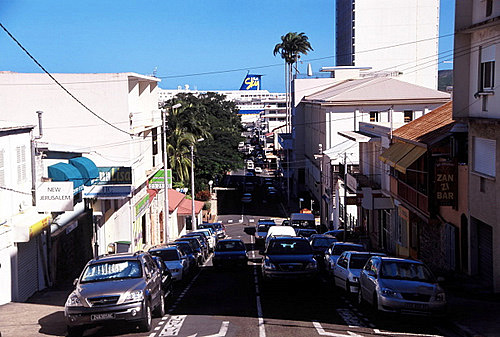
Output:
[[263, 259, 276, 270], [66, 293, 83, 307], [305, 261, 317, 270], [124, 290, 144, 303], [380, 288, 401, 298], [436, 292, 446, 302]]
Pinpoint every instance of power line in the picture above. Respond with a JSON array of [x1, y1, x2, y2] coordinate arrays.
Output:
[[0, 22, 132, 136]]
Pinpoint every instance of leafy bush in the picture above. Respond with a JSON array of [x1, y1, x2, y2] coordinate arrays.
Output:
[[196, 190, 211, 201]]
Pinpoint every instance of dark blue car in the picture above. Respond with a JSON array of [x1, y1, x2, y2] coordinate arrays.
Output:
[[212, 239, 248, 269]]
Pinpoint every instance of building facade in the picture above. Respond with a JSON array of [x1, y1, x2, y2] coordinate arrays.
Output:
[[453, 0, 500, 292], [335, 0, 440, 89]]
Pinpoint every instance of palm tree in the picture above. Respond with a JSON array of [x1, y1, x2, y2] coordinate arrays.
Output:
[[273, 32, 313, 132]]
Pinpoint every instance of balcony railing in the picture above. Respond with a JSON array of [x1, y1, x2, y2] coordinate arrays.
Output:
[[391, 177, 428, 214]]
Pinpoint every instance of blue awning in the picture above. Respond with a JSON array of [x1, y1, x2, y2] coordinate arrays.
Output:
[[69, 157, 99, 186], [238, 109, 264, 114], [48, 163, 84, 194]]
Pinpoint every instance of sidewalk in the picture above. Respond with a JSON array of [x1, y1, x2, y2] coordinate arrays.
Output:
[[441, 274, 500, 337]]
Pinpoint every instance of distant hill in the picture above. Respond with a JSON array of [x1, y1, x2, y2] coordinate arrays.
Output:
[[438, 69, 453, 92]]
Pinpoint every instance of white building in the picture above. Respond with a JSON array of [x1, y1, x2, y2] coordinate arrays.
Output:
[[293, 73, 450, 228], [453, 0, 500, 292], [0, 122, 52, 303], [335, 0, 440, 89], [0, 72, 170, 281]]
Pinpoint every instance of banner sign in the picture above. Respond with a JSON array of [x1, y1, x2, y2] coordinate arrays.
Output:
[[435, 161, 457, 206], [149, 169, 172, 189], [36, 181, 74, 212], [96, 167, 132, 185], [240, 74, 261, 90]]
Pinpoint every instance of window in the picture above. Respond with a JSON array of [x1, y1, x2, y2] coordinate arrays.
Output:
[[404, 110, 413, 123], [370, 111, 379, 122], [480, 45, 495, 91], [486, 0, 493, 17], [16, 145, 26, 184], [473, 137, 496, 177], [152, 128, 158, 155]]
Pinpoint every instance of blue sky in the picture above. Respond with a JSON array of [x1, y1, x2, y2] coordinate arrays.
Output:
[[0, 0, 455, 92]]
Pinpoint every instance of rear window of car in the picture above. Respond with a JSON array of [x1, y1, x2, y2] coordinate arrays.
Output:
[[150, 249, 180, 261], [348, 254, 371, 269], [267, 239, 312, 255], [216, 241, 246, 251], [332, 244, 364, 255], [312, 237, 337, 248], [257, 224, 273, 232], [81, 260, 142, 283]]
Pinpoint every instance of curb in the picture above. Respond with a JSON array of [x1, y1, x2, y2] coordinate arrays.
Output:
[[446, 319, 485, 337]]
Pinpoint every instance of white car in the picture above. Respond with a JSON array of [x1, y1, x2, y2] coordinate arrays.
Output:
[[192, 229, 217, 251], [149, 246, 189, 281], [265, 225, 297, 247], [333, 251, 385, 294], [324, 242, 365, 276]]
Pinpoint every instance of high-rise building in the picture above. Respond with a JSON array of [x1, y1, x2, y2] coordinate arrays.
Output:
[[335, 0, 440, 89]]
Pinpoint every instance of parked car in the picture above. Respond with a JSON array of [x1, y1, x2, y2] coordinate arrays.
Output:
[[324, 242, 365, 275], [182, 233, 209, 259], [169, 241, 197, 272], [255, 220, 276, 245], [308, 234, 338, 270], [149, 246, 189, 282], [192, 229, 217, 252], [213, 239, 248, 269], [152, 256, 174, 300], [358, 256, 446, 315], [333, 251, 386, 295], [262, 236, 317, 281], [265, 225, 296, 247], [295, 228, 318, 238], [65, 251, 164, 335], [175, 238, 204, 266], [200, 222, 226, 239]]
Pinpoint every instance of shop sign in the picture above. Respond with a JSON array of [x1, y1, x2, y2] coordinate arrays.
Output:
[[36, 181, 74, 212], [29, 216, 51, 238], [135, 194, 150, 218], [149, 169, 172, 189], [96, 167, 132, 185], [435, 161, 457, 206], [84, 185, 132, 198]]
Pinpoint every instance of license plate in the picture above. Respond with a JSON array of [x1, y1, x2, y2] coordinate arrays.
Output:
[[91, 313, 115, 321], [405, 303, 428, 310]]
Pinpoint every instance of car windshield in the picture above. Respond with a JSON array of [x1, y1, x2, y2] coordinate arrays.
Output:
[[267, 239, 312, 255], [332, 245, 364, 255], [80, 260, 142, 283], [380, 261, 435, 282], [349, 254, 371, 269], [312, 237, 337, 248], [216, 241, 246, 251], [150, 249, 180, 261]]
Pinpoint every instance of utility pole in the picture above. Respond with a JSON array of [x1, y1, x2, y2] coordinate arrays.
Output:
[[343, 152, 347, 242], [191, 144, 196, 230]]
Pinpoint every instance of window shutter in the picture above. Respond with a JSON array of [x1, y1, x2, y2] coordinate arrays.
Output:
[[474, 137, 496, 177], [16, 145, 27, 183]]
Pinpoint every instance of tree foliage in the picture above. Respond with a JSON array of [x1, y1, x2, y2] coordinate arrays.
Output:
[[161, 92, 244, 190]]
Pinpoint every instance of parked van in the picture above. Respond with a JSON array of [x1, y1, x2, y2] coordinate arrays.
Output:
[[265, 225, 296, 246], [290, 213, 316, 229]]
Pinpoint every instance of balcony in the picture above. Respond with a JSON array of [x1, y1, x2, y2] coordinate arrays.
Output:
[[391, 177, 428, 215]]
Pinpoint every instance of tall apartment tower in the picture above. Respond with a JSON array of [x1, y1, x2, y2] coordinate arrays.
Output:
[[335, 0, 440, 89]]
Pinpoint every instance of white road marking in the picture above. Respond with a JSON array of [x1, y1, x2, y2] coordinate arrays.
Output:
[[249, 219, 254, 223], [160, 315, 187, 336], [201, 321, 230, 337], [250, 235, 266, 337], [312, 321, 363, 337], [228, 219, 233, 223], [373, 329, 444, 337]]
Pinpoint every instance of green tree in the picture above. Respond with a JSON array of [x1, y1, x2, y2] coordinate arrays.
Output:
[[273, 32, 313, 132]]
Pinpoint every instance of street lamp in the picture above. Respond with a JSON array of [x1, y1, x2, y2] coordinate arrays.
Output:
[[191, 137, 204, 230], [163, 103, 181, 243], [314, 144, 324, 229]]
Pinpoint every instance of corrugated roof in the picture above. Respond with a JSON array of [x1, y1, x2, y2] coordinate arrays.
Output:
[[168, 189, 186, 212], [177, 198, 204, 215], [392, 101, 454, 145], [303, 77, 450, 103]]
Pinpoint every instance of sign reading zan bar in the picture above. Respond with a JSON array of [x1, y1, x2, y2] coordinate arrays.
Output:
[[435, 161, 458, 207]]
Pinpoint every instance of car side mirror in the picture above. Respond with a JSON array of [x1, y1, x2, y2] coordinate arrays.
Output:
[[367, 270, 376, 278]]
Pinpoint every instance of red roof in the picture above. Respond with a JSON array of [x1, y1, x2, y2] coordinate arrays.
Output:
[[168, 189, 185, 212], [177, 198, 204, 215]]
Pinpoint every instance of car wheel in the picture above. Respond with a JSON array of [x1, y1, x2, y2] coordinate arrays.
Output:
[[139, 301, 153, 332], [67, 326, 84, 337], [154, 291, 166, 318]]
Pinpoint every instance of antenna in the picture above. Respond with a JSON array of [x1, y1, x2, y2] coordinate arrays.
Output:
[[152, 67, 158, 77]]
